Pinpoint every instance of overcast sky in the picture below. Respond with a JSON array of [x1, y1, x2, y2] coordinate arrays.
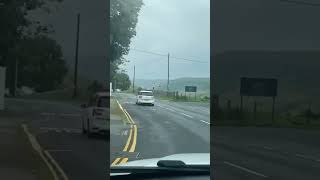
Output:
[[121, 0, 210, 80], [213, 0, 320, 54]]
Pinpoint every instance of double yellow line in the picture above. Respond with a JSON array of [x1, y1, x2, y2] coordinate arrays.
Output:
[[111, 101, 138, 166]]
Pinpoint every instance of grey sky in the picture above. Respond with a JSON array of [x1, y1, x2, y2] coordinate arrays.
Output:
[[213, 0, 320, 54], [121, 0, 210, 80]]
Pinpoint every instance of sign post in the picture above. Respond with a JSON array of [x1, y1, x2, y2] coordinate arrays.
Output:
[[240, 77, 278, 124], [185, 86, 197, 101]]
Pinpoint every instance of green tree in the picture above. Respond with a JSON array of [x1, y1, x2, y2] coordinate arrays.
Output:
[[0, 0, 63, 94], [16, 36, 67, 92], [113, 72, 131, 91], [110, 0, 143, 79]]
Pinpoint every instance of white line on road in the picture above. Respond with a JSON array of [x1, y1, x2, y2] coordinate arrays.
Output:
[[199, 120, 210, 125], [40, 112, 56, 116], [180, 112, 193, 118], [165, 107, 176, 112], [46, 149, 73, 152], [59, 113, 81, 117], [224, 161, 268, 178], [295, 154, 320, 162]]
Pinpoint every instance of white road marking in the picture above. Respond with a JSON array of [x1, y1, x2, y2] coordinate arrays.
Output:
[[165, 107, 176, 112], [122, 130, 128, 136], [40, 112, 56, 116], [59, 113, 81, 117], [199, 120, 210, 125], [263, 146, 274, 150], [224, 161, 268, 178], [180, 113, 193, 118], [46, 149, 72, 152], [295, 154, 320, 162]]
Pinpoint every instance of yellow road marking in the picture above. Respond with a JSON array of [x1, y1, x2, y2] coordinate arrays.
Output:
[[129, 125, 138, 152], [124, 109, 135, 124], [119, 158, 129, 164], [123, 125, 133, 152], [123, 109, 134, 124], [111, 158, 122, 166]]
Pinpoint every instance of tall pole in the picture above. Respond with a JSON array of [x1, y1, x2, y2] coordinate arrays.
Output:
[[73, 13, 80, 98], [132, 66, 135, 93], [167, 53, 170, 96]]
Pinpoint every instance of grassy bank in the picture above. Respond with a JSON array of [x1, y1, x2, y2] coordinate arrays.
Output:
[[214, 108, 320, 130], [110, 97, 129, 125]]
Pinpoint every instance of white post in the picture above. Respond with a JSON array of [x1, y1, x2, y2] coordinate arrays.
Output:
[[0, 67, 6, 110]]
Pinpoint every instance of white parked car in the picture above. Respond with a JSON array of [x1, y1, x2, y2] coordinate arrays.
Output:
[[136, 90, 155, 106], [81, 92, 109, 137]]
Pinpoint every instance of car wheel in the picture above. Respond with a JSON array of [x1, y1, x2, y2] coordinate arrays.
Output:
[[87, 119, 92, 138], [82, 119, 87, 134], [151, 103, 154, 106]]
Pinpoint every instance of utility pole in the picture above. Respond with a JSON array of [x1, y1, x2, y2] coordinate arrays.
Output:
[[167, 53, 170, 96], [73, 13, 80, 98], [132, 66, 135, 93]]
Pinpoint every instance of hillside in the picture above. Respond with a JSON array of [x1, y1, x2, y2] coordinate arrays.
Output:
[[135, 77, 210, 95], [213, 50, 320, 113]]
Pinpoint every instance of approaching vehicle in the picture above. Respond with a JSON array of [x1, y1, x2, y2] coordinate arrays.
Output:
[[110, 153, 210, 180], [81, 92, 110, 137], [136, 90, 155, 106]]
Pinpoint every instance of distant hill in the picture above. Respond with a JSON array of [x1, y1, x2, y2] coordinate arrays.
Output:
[[213, 50, 320, 113], [135, 77, 210, 95]]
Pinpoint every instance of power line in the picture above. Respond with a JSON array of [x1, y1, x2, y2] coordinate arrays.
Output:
[[131, 48, 167, 57], [279, 0, 320, 6], [130, 48, 208, 63]]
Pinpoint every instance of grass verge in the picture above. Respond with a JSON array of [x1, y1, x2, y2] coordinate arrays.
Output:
[[110, 97, 129, 125]]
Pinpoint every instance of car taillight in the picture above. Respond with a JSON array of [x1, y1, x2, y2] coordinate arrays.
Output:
[[92, 108, 104, 116]]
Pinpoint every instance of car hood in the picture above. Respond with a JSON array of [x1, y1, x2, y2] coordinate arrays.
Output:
[[116, 153, 209, 167]]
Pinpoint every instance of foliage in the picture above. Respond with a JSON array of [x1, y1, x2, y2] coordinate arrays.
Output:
[[0, 0, 64, 94], [110, 0, 143, 79], [112, 72, 131, 90], [16, 35, 67, 92]]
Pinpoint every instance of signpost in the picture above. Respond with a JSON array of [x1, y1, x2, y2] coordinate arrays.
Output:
[[240, 77, 278, 123], [185, 86, 197, 101]]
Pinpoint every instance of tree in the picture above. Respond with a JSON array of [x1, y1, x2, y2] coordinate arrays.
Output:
[[16, 36, 67, 92], [0, 0, 63, 94], [110, 0, 144, 79], [112, 72, 131, 91]]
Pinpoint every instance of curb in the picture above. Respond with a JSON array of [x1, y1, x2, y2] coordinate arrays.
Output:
[[21, 124, 69, 180]]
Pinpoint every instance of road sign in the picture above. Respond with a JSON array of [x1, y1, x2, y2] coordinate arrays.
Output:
[[240, 77, 277, 97], [185, 86, 197, 92]]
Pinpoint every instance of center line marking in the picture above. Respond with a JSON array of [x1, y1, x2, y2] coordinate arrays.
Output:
[[224, 161, 268, 178], [180, 113, 193, 118]]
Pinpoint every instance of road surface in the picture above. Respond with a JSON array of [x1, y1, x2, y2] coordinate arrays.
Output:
[[110, 93, 210, 164], [212, 126, 320, 179], [5, 98, 108, 180]]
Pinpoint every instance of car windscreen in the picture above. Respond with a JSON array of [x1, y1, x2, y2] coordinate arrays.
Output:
[[97, 96, 109, 107], [139, 92, 153, 96]]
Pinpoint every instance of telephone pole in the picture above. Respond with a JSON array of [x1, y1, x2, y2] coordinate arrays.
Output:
[[167, 53, 170, 95], [73, 13, 80, 98], [132, 66, 135, 93]]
